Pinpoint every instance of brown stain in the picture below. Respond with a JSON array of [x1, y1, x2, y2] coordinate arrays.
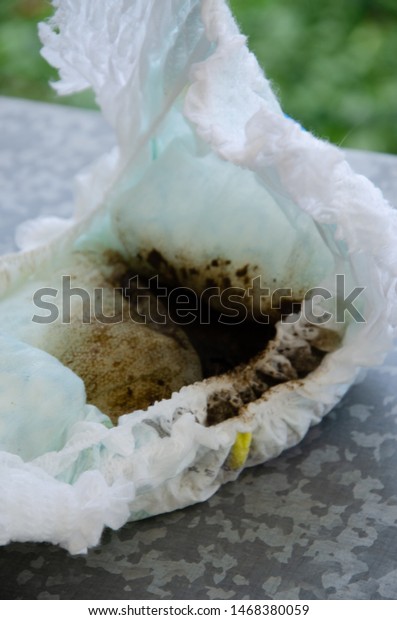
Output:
[[207, 390, 241, 424], [204, 324, 342, 426], [236, 265, 248, 278], [55, 313, 202, 426], [46, 251, 203, 425], [311, 327, 342, 353], [46, 248, 342, 427], [146, 249, 178, 284], [129, 247, 306, 324]]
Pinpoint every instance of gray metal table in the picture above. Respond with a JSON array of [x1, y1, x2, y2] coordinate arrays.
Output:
[[0, 97, 396, 600]]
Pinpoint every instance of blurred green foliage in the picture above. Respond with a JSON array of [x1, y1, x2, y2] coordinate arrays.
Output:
[[0, 0, 95, 108], [0, 0, 396, 152], [230, 0, 397, 153]]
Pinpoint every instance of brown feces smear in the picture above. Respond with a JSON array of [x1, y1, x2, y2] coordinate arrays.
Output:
[[43, 254, 202, 424], [42, 251, 340, 425]]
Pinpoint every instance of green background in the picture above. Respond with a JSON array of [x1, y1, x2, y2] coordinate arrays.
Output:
[[1, 0, 396, 153]]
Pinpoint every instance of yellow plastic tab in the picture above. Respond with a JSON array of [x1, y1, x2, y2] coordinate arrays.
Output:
[[229, 432, 252, 470]]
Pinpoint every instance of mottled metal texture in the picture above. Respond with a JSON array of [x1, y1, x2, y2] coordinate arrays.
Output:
[[0, 97, 396, 600]]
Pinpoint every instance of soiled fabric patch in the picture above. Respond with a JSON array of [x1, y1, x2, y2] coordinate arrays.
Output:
[[44, 254, 203, 424]]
